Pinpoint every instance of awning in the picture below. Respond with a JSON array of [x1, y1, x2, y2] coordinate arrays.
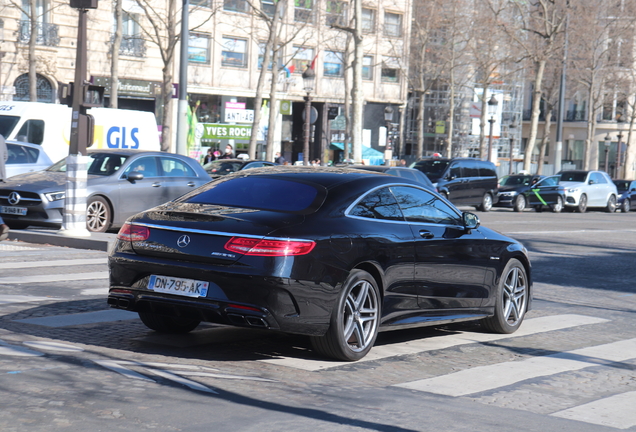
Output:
[[330, 143, 384, 159]]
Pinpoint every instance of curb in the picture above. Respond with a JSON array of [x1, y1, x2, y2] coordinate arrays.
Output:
[[6, 229, 114, 252]]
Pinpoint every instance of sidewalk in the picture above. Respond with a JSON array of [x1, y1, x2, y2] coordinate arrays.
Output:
[[6, 227, 117, 252]]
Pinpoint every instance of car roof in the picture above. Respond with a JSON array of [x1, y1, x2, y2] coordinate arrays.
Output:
[[87, 149, 181, 157]]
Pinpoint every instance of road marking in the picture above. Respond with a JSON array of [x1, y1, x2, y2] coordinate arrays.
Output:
[[0, 295, 59, 304], [0, 271, 109, 284], [0, 244, 42, 251], [14, 309, 138, 327], [0, 339, 44, 357], [395, 338, 636, 396], [0, 258, 107, 270], [504, 229, 636, 235], [22, 341, 85, 352], [552, 391, 636, 430], [261, 314, 608, 371]]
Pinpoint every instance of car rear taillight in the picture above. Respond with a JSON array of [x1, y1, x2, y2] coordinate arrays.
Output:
[[117, 223, 150, 241], [224, 237, 316, 256]]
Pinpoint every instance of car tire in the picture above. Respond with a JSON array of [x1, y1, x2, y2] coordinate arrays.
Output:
[[577, 194, 587, 213], [622, 199, 631, 213], [550, 196, 564, 213], [86, 196, 111, 233], [513, 195, 526, 212], [605, 195, 617, 213], [310, 269, 380, 361], [138, 312, 201, 333], [481, 258, 528, 334], [6, 221, 30, 230], [478, 193, 493, 212]]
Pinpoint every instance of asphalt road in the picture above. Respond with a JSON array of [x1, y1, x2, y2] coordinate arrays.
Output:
[[0, 208, 635, 432]]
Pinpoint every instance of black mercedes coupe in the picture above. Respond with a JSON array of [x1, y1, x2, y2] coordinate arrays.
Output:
[[108, 167, 532, 361]]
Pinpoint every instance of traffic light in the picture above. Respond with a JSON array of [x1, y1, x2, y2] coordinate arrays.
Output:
[[57, 82, 105, 108]]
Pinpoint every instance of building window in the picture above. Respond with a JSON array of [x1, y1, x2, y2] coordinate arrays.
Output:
[[362, 8, 375, 33], [261, 0, 276, 16], [381, 57, 400, 83], [295, 0, 314, 23], [116, 12, 146, 57], [384, 11, 402, 37], [362, 55, 373, 80], [326, 1, 347, 26], [19, 0, 59, 46], [224, 0, 249, 13], [189, 33, 211, 64], [14, 73, 54, 103], [222, 37, 248, 68], [292, 46, 314, 73], [191, 0, 211, 7], [324, 51, 344, 77], [258, 42, 283, 70]]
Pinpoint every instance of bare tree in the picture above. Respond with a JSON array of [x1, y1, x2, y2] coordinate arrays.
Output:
[[110, 0, 123, 108]]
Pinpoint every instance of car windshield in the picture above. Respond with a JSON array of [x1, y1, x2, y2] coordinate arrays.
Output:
[[501, 175, 533, 186], [204, 160, 242, 176], [185, 176, 323, 213], [47, 153, 129, 176], [560, 171, 587, 182], [0, 115, 20, 137], [613, 180, 630, 192], [412, 160, 450, 182]]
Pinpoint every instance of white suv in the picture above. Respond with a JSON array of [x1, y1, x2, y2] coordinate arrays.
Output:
[[560, 170, 618, 213]]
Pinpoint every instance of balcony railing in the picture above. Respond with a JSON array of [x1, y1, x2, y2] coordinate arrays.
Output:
[[18, 20, 60, 46], [119, 35, 146, 57]]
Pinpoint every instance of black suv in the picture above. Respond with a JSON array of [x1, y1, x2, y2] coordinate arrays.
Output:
[[412, 157, 499, 211]]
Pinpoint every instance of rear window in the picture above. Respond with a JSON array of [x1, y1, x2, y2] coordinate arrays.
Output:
[[184, 176, 324, 214], [560, 171, 587, 182], [614, 181, 630, 192]]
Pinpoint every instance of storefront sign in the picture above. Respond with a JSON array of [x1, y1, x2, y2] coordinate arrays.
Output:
[[224, 109, 254, 123], [91, 76, 162, 98], [201, 123, 252, 140], [225, 102, 246, 109]]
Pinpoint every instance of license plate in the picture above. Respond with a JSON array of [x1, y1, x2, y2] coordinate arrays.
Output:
[[148, 275, 209, 298], [0, 206, 27, 215]]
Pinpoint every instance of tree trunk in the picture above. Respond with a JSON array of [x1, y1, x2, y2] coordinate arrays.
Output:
[[265, 44, 281, 162], [446, 73, 455, 158], [479, 87, 488, 159], [623, 104, 636, 179], [416, 89, 425, 159], [350, 0, 363, 162], [110, 0, 123, 108], [28, 0, 37, 101], [523, 60, 546, 173], [537, 105, 553, 175]]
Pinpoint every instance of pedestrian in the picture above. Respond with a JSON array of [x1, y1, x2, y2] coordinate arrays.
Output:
[[0, 134, 9, 241], [400, 159, 407, 166], [203, 148, 216, 164], [218, 144, 235, 159], [275, 152, 286, 165]]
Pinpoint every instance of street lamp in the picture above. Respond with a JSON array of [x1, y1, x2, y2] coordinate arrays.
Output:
[[509, 120, 518, 175], [384, 106, 394, 166], [604, 133, 611, 174], [302, 67, 315, 166], [487, 94, 498, 162], [616, 130, 624, 179]]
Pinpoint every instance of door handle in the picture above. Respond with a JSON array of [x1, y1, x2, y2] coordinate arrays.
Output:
[[187, 182, 196, 187], [151, 182, 161, 188], [419, 230, 434, 239]]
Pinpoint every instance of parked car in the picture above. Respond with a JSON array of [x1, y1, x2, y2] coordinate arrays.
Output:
[[203, 159, 277, 179], [347, 165, 436, 191], [4, 141, 54, 178], [411, 157, 499, 211], [523, 175, 566, 213], [496, 174, 544, 211], [0, 150, 210, 232], [613, 179, 636, 212], [108, 166, 532, 361], [559, 170, 618, 213]]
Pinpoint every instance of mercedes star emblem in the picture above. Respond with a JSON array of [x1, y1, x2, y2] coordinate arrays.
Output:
[[177, 235, 191, 248], [8, 192, 21, 206]]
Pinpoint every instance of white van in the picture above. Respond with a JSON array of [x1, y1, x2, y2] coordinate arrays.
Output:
[[0, 101, 160, 163]]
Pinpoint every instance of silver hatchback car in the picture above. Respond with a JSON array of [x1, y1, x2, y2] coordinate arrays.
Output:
[[0, 149, 211, 232]]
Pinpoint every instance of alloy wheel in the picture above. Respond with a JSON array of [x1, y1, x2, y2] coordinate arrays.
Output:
[[501, 266, 527, 327], [341, 280, 379, 353]]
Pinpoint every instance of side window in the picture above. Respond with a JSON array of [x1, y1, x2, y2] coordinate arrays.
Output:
[[349, 187, 404, 221], [590, 172, 604, 184], [391, 186, 460, 225], [6, 144, 35, 164], [124, 156, 158, 177], [159, 157, 196, 177], [478, 162, 496, 178], [16, 119, 45, 144], [631, 181, 636, 191], [463, 160, 479, 177], [448, 164, 462, 179]]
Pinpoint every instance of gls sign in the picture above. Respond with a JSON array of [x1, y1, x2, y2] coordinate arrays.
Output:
[[106, 126, 140, 149]]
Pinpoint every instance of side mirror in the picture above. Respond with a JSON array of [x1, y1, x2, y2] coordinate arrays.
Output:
[[588, 180, 595, 185], [126, 171, 144, 182], [463, 212, 480, 230]]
